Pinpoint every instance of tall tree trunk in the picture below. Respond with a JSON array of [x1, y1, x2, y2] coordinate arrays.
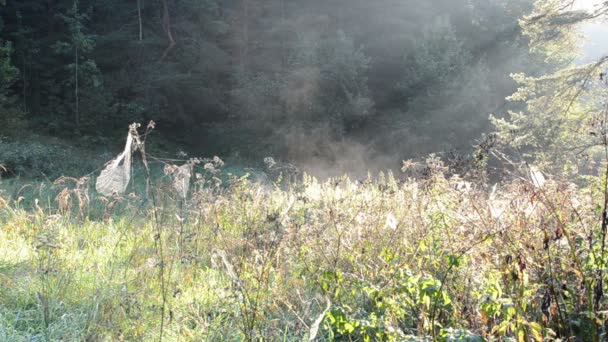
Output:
[[22, 53, 27, 113], [280, 0, 287, 71], [240, 0, 249, 68], [137, 0, 143, 42], [73, 0, 80, 131], [159, 0, 175, 62], [75, 46, 79, 131]]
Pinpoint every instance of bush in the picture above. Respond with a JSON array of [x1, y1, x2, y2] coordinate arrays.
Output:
[[0, 109, 27, 137], [0, 137, 97, 179]]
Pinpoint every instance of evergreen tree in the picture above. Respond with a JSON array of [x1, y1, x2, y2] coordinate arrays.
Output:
[[491, 0, 608, 169], [53, 0, 100, 132], [0, 0, 547, 162], [0, 38, 18, 108], [0, 9, 23, 134]]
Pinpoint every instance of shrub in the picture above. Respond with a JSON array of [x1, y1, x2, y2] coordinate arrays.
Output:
[[0, 137, 97, 179]]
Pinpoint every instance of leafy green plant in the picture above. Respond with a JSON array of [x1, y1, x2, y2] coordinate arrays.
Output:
[[1, 148, 608, 341], [0, 138, 97, 178]]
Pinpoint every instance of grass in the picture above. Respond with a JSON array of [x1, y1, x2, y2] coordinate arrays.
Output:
[[0, 161, 607, 341]]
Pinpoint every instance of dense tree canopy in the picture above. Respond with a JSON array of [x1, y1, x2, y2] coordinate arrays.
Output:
[[0, 0, 554, 170]]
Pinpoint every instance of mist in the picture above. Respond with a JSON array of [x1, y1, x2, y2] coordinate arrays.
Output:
[[579, 21, 608, 64], [0, 0, 568, 177], [218, 0, 543, 176]]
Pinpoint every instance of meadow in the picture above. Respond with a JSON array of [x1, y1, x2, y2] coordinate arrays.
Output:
[[0, 155, 606, 342]]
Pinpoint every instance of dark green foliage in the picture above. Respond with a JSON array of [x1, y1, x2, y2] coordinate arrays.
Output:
[[230, 29, 374, 160], [293, 30, 373, 132], [0, 40, 18, 97], [52, 0, 101, 132], [0, 39, 24, 134], [0, 137, 99, 178], [0, 0, 545, 168]]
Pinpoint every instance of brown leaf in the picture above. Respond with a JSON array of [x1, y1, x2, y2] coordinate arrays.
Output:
[[555, 227, 563, 240]]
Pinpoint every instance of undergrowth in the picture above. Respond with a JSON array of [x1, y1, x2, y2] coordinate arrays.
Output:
[[1, 159, 608, 341]]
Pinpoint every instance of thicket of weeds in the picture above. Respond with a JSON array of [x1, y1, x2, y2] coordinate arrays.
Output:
[[1, 158, 608, 341]]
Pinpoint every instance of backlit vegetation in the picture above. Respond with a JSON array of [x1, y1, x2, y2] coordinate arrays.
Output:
[[1, 157, 608, 341]]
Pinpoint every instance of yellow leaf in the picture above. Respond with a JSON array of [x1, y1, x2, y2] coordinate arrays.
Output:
[[529, 322, 543, 342], [518, 328, 526, 342]]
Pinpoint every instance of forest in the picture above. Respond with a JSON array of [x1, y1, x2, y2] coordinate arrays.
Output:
[[0, 0, 548, 175], [1, 0, 608, 341]]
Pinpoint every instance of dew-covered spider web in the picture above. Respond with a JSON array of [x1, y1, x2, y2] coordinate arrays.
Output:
[[95, 132, 134, 196]]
